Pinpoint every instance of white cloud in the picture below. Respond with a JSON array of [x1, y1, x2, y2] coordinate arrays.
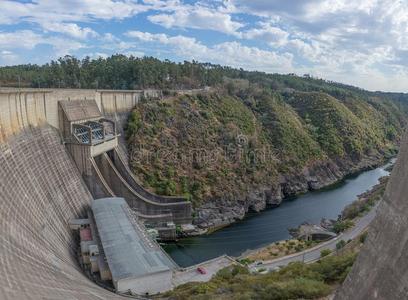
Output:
[[0, 30, 85, 56], [0, 0, 150, 25], [43, 22, 98, 40], [148, 5, 244, 35], [242, 22, 289, 47], [0, 30, 45, 50]]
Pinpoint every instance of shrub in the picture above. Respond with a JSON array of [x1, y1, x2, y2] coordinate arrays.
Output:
[[238, 258, 253, 266], [333, 220, 354, 233], [336, 240, 346, 250], [295, 245, 303, 252], [125, 110, 142, 138], [320, 249, 332, 257], [359, 232, 368, 244]]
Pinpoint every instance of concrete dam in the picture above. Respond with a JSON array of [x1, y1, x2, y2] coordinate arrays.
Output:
[[335, 134, 408, 299], [0, 88, 192, 299], [1, 87, 407, 299]]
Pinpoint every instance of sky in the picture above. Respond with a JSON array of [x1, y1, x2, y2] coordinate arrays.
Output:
[[0, 0, 408, 92]]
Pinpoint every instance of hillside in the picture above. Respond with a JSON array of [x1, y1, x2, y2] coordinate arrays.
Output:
[[125, 86, 406, 229]]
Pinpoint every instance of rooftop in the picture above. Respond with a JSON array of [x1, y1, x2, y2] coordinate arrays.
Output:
[[59, 100, 101, 122], [92, 198, 175, 281]]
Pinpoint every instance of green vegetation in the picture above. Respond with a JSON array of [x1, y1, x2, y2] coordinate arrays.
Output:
[[246, 239, 317, 261], [125, 89, 404, 204], [341, 177, 388, 220], [126, 93, 277, 201], [359, 232, 368, 244], [320, 249, 332, 257], [336, 240, 347, 250], [333, 220, 355, 234], [166, 252, 357, 299], [238, 258, 254, 266]]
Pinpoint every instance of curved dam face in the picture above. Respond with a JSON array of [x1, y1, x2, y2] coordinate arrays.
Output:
[[0, 126, 123, 299], [335, 135, 408, 299], [0, 88, 175, 299]]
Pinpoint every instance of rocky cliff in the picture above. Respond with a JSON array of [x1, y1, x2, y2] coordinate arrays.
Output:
[[194, 153, 385, 230]]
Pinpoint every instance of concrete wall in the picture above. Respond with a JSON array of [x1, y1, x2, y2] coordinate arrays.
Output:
[[335, 135, 408, 299], [0, 88, 161, 143]]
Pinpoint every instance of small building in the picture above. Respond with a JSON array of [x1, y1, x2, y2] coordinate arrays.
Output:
[[294, 224, 337, 241], [92, 198, 175, 295]]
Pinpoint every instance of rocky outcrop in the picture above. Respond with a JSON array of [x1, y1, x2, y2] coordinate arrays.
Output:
[[193, 152, 387, 231]]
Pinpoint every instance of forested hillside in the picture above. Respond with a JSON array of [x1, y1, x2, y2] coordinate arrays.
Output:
[[125, 88, 405, 210]]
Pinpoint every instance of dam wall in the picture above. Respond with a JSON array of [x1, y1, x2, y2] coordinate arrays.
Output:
[[0, 126, 123, 299], [335, 135, 408, 299], [0, 88, 161, 142]]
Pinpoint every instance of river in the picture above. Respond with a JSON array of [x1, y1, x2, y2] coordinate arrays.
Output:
[[163, 161, 392, 267]]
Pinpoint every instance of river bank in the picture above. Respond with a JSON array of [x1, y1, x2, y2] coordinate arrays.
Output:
[[164, 159, 392, 267], [192, 152, 395, 234], [240, 175, 389, 264]]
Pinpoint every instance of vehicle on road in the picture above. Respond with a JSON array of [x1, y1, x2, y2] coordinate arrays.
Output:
[[197, 267, 207, 274]]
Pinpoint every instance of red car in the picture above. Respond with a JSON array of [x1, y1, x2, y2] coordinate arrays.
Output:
[[197, 267, 207, 274]]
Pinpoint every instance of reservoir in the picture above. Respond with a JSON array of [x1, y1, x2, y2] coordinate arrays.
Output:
[[163, 161, 392, 267]]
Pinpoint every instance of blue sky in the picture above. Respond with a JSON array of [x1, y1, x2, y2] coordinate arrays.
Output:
[[1, 0, 408, 92]]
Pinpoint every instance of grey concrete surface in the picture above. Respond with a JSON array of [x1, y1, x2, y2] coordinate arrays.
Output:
[[172, 255, 236, 286], [0, 126, 124, 299]]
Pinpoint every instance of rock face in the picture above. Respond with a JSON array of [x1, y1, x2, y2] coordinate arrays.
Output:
[[193, 153, 385, 230], [334, 136, 408, 300]]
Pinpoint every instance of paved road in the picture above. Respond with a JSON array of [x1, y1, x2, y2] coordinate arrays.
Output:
[[172, 255, 236, 286], [249, 205, 378, 272]]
